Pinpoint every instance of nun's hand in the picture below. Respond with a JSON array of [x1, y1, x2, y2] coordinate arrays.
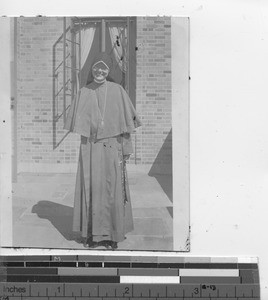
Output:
[[123, 154, 131, 161]]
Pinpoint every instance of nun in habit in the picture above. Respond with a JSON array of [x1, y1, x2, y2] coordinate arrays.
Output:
[[64, 53, 141, 249]]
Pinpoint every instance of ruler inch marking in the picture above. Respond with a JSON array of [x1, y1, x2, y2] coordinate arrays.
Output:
[[235, 285, 237, 297], [0, 256, 260, 300]]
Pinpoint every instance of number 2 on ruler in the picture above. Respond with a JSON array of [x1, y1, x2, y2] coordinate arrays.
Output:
[[124, 287, 130, 296]]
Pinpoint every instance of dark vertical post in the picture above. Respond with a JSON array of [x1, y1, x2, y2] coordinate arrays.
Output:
[[129, 17, 137, 107], [63, 17, 67, 123], [70, 19, 75, 101], [127, 17, 137, 163], [79, 19, 81, 88], [101, 19, 106, 52], [126, 17, 130, 95]]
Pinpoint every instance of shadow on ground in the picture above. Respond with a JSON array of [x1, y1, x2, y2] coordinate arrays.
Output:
[[12, 167, 173, 250], [31, 200, 82, 243], [148, 129, 173, 203]]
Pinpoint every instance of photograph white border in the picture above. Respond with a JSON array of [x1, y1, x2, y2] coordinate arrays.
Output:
[[0, 16, 190, 252]]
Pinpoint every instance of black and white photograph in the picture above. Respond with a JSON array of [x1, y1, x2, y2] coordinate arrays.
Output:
[[0, 16, 189, 251], [2, 1, 268, 298]]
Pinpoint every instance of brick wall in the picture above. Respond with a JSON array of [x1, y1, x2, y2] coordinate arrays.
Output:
[[136, 17, 172, 173], [16, 17, 80, 173], [15, 17, 172, 174]]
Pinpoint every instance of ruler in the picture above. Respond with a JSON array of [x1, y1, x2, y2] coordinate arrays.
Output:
[[0, 256, 260, 299]]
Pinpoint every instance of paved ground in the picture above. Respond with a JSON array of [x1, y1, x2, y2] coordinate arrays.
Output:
[[12, 165, 173, 251]]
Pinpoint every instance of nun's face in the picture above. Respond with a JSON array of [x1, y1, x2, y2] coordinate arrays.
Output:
[[92, 61, 109, 83]]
